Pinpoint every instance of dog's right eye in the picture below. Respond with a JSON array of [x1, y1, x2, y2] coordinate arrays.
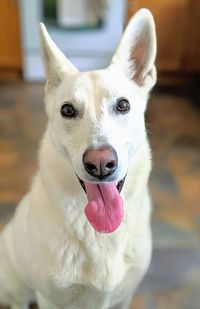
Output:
[[116, 98, 130, 113], [61, 103, 77, 118]]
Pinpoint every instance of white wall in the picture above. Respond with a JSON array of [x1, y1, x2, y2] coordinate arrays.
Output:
[[19, 0, 127, 81]]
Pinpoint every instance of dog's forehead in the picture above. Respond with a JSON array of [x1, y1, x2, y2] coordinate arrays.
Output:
[[58, 68, 142, 111], [72, 69, 124, 100]]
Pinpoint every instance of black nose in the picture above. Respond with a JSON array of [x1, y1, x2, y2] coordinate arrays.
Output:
[[82, 145, 118, 179]]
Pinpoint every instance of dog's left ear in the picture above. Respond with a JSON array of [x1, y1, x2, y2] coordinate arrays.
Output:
[[39, 23, 78, 89], [110, 9, 157, 90]]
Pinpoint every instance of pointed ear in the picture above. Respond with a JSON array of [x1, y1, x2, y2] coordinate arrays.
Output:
[[39, 23, 78, 88], [111, 9, 157, 89]]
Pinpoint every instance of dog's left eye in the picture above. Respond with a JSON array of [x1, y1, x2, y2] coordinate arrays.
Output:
[[116, 98, 130, 113], [61, 103, 77, 118]]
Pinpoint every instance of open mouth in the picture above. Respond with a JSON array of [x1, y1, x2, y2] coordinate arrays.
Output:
[[77, 175, 126, 234], [77, 175, 126, 194]]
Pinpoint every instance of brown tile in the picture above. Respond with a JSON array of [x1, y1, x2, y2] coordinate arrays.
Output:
[[129, 295, 146, 309], [154, 273, 200, 309], [177, 174, 200, 216]]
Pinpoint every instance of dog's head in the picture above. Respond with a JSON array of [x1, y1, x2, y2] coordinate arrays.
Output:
[[39, 9, 156, 233]]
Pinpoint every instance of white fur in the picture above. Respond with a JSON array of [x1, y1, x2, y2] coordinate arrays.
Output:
[[0, 9, 156, 309]]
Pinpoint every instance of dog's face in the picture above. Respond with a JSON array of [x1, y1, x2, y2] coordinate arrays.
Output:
[[39, 9, 157, 233], [45, 69, 149, 183]]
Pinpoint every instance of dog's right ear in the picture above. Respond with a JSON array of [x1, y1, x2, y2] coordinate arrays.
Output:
[[39, 23, 78, 88], [110, 9, 157, 90]]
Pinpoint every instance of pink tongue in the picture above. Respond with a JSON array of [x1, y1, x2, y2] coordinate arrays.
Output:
[[84, 182, 124, 233]]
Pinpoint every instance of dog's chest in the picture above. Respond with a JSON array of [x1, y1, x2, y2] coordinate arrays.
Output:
[[50, 230, 133, 292], [43, 231, 139, 307], [46, 267, 136, 308]]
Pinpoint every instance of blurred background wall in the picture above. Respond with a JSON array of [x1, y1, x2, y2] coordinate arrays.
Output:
[[0, 0, 126, 80], [1, 0, 200, 84]]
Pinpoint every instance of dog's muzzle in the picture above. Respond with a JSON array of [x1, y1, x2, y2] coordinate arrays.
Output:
[[75, 145, 127, 233]]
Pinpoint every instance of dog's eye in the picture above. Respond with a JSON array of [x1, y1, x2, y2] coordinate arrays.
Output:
[[116, 98, 130, 113], [61, 103, 77, 118]]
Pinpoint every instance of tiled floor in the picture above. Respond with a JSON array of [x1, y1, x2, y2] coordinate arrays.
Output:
[[0, 82, 200, 308]]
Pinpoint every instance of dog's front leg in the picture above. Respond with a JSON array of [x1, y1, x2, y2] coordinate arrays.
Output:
[[36, 292, 58, 309], [36, 291, 110, 309], [10, 305, 29, 309], [110, 295, 133, 309]]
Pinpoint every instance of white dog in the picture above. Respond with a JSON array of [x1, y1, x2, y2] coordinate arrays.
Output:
[[0, 9, 156, 309]]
